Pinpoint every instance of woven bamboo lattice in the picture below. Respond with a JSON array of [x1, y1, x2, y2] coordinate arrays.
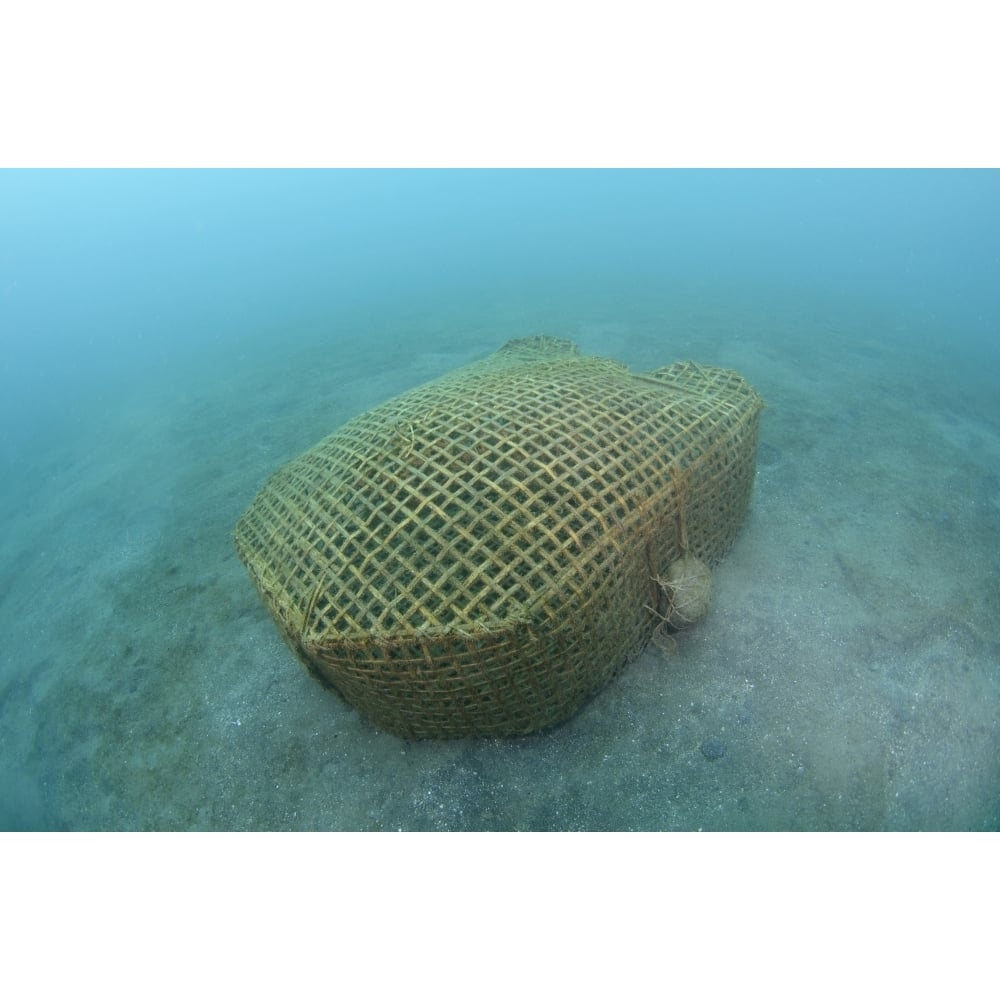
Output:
[[234, 336, 763, 738]]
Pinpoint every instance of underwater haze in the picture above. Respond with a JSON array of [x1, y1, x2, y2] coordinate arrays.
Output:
[[1, 168, 998, 830]]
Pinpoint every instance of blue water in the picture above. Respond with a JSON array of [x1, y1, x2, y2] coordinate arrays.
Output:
[[1, 169, 998, 830], [3, 170, 996, 436]]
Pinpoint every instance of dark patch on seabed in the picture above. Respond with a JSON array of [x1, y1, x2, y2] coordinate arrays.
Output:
[[1, 290, 999, 830]]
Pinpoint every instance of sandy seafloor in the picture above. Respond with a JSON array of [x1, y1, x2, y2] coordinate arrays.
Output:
[[1, 281, 998, 831]]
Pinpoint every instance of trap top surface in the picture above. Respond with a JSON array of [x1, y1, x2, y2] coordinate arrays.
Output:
[[234, 336, 762, 652]]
